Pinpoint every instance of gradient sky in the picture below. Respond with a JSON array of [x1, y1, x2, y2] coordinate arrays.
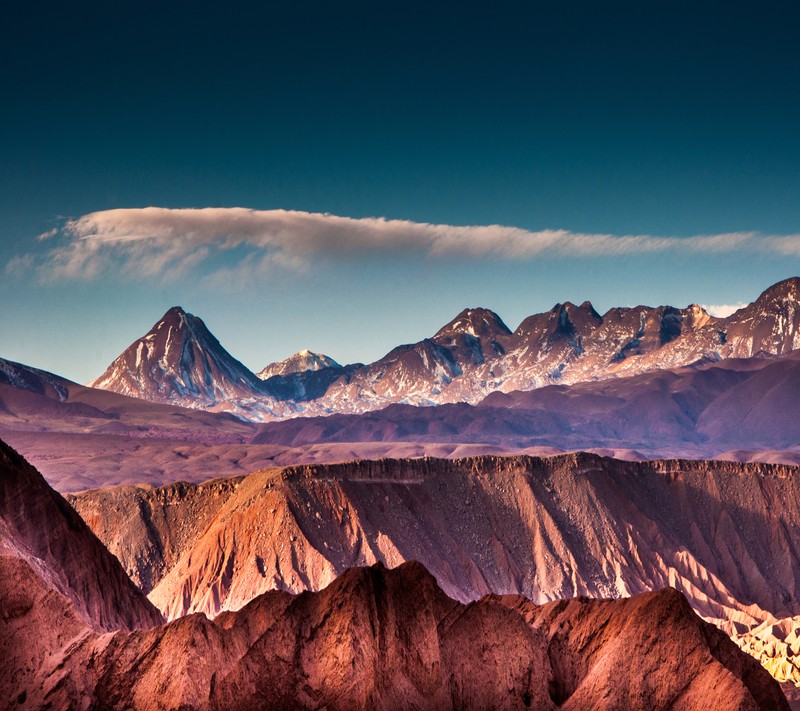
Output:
[[2, 1, 800, 383]]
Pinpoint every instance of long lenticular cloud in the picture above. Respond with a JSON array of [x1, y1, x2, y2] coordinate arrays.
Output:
[[19, 207, 800, 281]]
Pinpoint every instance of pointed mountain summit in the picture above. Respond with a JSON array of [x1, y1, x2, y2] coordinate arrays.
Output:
[[257, 349, 341, 380], [84, 276, 800, 419], [434, 307, 512, 340], [753, 275, 800, 303], [719, 276, 800, 356], [90, 306, 267, 407]]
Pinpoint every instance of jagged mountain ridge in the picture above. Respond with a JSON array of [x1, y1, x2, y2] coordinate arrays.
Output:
[[313, 277, 800, 412], [248, 348, 800, 457], [88, 277, 800, 420], [70, 452, 800, 691], [5, 559, 785, 710], [3, 442, 785, 709]]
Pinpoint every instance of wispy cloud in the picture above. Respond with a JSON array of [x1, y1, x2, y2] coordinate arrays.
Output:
[[11, 207, 800, 282], [701, 302, 749, 318]]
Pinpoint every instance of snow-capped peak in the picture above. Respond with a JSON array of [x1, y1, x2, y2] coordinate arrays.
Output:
[[257, 350, 341, 380], [89, 306, 268, 407], [434, 307, 512, 340]]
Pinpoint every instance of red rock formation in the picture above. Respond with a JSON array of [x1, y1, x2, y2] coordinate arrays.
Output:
[[69, 453, 800, 693], [3, 560, 789, 710], [0, 443, 789, 709], [0, 440, 162, 632]]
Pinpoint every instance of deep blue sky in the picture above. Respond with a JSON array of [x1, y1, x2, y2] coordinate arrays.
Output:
[[2, 1, 800, 382]]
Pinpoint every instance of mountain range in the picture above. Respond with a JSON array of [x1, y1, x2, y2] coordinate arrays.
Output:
[[87, 277, 800, 421]]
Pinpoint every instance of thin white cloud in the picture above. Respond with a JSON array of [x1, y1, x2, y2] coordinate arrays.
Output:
[[701, 302, 749, 318], [11, 207, 800, 282], [36, 227, 59, 241], [4, 254, 35, 275]]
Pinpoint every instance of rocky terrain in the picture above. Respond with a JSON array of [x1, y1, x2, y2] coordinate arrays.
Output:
[[3, 440, 786, 709], [250, 348, 800, 460], [87, 277, 800, 419], [256, 349, 341, 380], [87, 305, 298, 421], [0, 439, 163, 635], [68, 453, 800, 691]]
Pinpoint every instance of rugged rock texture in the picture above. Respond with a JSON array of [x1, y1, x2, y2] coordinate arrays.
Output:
[[500, 587, 789, 710], [69, 454, 800, 624], [69, 453, 800, 691], [303, 276, 800, 413], [250, 349, 800, 457], [86, 277, 800, 419], [88, 306, 299, 420], [2, 559, 788, 710], [257, 349, 341, 380], [0, 439, 163, 631]]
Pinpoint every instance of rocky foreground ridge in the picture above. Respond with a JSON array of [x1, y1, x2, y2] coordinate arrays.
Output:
[[70, 453, 800, 694], [0, 439, 790, 708], [0, 446, 789, 709]]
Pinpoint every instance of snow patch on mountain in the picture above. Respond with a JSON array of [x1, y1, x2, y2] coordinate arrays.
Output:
[[87, 277, 800, 422]]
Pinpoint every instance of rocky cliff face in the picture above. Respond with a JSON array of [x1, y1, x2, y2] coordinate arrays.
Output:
[[0, 440, 162, 632], [0, 438, 165, 708], [69, 455, 800, 620], [2, 557, 788, 710], [0, 441, 792, 708], [69, 453, 800, 692]]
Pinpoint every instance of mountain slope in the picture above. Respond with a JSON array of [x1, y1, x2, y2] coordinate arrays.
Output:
[[311, 277, 800, 412], [0, 439, 163, 631], [0, 357, 70, 401], [3, 348, 800, 493], [70, 452, 800, 691], [257, 349, 340, 380], [3, 443, 782, 708], [89, 306, 265, 404], [1, 553, 787, 710], [70, 454, 800, 633], [246, 349, 800, 457], [88, 306, 300, 419]]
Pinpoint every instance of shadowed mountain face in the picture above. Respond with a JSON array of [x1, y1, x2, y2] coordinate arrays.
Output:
[[0, 440, 163, 632], [86, 277, 800, 419]]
